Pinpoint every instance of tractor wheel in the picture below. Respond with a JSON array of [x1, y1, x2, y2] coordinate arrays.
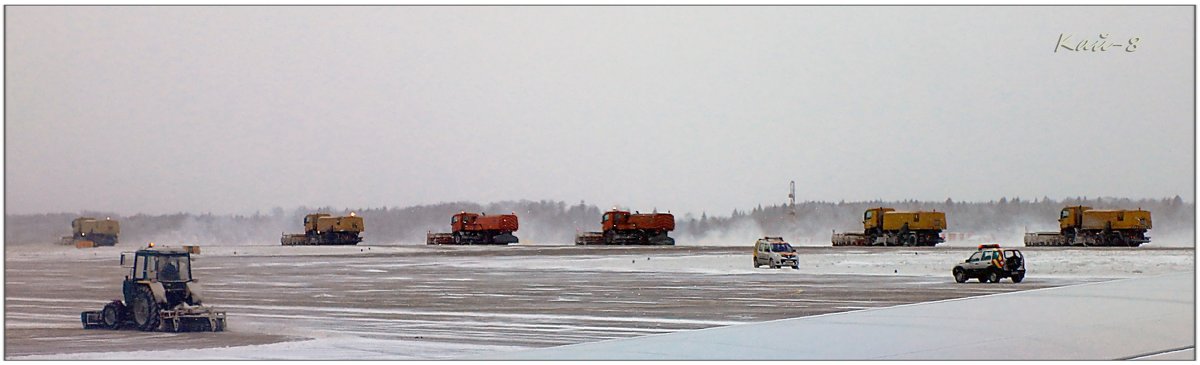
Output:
[[988, 271, 1001, 284], [129, 286, 161, 331], [101, 302, 125, 330], [953, 268, 967, 283]]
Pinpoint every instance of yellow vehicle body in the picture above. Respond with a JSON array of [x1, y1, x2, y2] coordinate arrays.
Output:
[[1059, 206, 1152, 231], [336, 215, 365, 232], [303, 213, 364, 234], [312, 215, 364, 233], [880, 211, 947, 231], [303, 214, 332, 232], [285, 213, 364, 246], [70, 217, 119, 246], [315, 216, 339, 232], [862, 208, 895, 231], [1082, 210, 1152, 230], [73, 217, 120, 236], [1029, 206, 1153, 247], [863, 208, 946, 231], [842, 207, 946, 246], [1058, 206, 1086, 231]]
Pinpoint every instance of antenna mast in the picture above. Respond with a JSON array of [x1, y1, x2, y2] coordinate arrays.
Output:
[[788, 180, 796, 216]]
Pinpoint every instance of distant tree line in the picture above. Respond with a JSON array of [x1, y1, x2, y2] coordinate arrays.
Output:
[[5, 196, 1193, 246]]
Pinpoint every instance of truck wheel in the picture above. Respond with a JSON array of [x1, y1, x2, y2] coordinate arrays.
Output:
[[1012, 274, 1024, 283], [101, 302, 125, 330], [129, 286, 161, 331], [988, 271, 1000, 284], [953, 268, 967, 283]]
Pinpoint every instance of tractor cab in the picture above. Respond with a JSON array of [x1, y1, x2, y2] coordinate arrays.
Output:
[[122, 244, 193, 283]]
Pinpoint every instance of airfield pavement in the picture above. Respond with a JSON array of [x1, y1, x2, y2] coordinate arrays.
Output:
[[4, 244, 1193, 359]]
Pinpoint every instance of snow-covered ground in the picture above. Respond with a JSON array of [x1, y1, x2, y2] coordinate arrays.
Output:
[[14, 336, 525, 360], [433, 247, 1193, 279], [5, 243, 1194, 360], [8, 243, 1194, 280]]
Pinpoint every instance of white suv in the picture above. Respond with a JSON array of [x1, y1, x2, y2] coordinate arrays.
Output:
[[753, 237, 799, 269]]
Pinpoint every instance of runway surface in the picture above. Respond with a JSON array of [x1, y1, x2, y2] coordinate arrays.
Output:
[[488, 272, 1196, 360]]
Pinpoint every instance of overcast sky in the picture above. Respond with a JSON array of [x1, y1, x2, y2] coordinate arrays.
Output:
[[5, 6, 1194, 216]]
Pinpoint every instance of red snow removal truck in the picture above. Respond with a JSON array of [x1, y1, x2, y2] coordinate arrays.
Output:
[[427, 211, 519, 245], [576, 209, 675, 245]]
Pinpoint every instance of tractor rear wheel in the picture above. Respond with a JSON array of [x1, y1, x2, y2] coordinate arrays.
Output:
[[101, 302, 125, 330], [129, 286, 161, 331]]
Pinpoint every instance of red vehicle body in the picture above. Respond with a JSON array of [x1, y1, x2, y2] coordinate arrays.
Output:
[[603, 210, 675, 232], [454, 213, 519, 233], [577, 209, 675, 245], [428, 212, 519, 245]]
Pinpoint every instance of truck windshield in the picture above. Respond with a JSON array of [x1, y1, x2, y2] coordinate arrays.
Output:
[[157, 255, 191, 282], [770, 243, 794, 252]]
